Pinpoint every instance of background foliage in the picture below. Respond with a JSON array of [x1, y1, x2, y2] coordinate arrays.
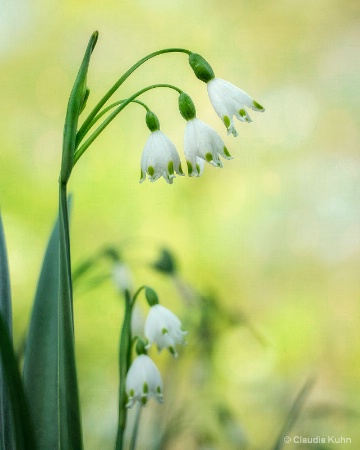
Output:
[[1, 0, 359, 448]]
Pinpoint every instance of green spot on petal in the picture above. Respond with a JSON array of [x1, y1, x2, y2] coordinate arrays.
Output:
[[140, 169, 144, 179], [148, 166, 155, 176], [168, 160, 174, 175], [239, 108, 246, 117], [186, 161, 193, 175], [162, 328, 168, 335], [129, 389, 134, 397], [224, 115, 230, 127], [196, 163, 201, 174], [205, 153, 212, 162], [169, 346, 176, 356], [157, 386, 162, 394], [143, 383, 148, 394], [253, 100, 265, 111], [141, 396, 147, 406], [224, 147, 231, 157], [178, 164, 184, 175]]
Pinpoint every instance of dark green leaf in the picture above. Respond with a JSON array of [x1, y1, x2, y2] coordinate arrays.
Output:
[[23, 195, 82, 450], [0, 316, 35, 450], [0, 215, 15, 450]]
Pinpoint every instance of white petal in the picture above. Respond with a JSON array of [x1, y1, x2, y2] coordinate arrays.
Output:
[[125, 355, 163, 407]]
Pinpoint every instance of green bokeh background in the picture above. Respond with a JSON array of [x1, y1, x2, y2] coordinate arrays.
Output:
[[1, 0, 359, 448]]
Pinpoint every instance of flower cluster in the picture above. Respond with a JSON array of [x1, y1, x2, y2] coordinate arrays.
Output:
[[140, 54, 264, 183], [125, 297, 186, 408]]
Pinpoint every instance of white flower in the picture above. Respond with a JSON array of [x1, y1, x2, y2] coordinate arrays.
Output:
[[207, 78, 265, 137], [184, 118, 232, 177], [125, 354, 163, 407], [140, 130, 184, 184], [145, 304, 187, 357], [112, 262, 133, 293]]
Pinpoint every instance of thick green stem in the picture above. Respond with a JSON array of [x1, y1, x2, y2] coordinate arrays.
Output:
[[77, 47, 191, 143], [74, 84, 182, 165], [115, 290, 133, 450]]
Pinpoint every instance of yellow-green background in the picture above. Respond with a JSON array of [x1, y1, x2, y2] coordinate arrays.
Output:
[[1, 0, 359, 448]]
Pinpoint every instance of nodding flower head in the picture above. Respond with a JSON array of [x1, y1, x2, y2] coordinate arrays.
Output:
[[140, 130, 184, 184], [184, 118, 232, 176], [207, 78, 265, 137], [145, 304, 187, 357], [125, 354, 163, 408]]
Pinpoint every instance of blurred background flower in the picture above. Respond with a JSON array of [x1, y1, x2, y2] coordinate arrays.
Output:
[[1, 0, 359, 448]]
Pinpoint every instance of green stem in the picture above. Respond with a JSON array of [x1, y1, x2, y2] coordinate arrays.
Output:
[[76, 99, 149, 147], [77, 47, 191, 143], [115, 289, 133, 450], [74, 84, 182, 165], [129, 403, 142, 450]]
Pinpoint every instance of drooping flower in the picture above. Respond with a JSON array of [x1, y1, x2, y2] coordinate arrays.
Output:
[[140, 130, 184, 184], [112, 262, 133, 294], [184, 118, 232, 176], [207, 78, 265, 137], [144, 304, 187, 357], [125, 354, 163, 407]]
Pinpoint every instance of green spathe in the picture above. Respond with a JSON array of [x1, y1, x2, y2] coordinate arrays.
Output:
[[189, 53, 215, 83]]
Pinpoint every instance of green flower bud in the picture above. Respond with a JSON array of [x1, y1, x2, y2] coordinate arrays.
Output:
[[152, 248, 177, 275], [145, 287, 159, 306], [146, 111, 160, 132], [189, 53, 215, 83], [178, 92, 196, 121], [135, 338, 147, 356]]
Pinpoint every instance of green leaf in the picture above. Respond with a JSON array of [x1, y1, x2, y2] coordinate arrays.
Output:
[[23, 196, 83, 450], [60, 30, 98, 184], [271, 377, 315, 450], [0, 315, 36, 450], [0, 214, 15, 450]]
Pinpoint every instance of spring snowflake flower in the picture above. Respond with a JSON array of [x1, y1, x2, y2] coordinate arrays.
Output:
[[140, 130, 184, 184], [184, 118, 232, 176], [112, 262, 133, 293], [125, 354, 163, 407], [207, 78, 265, 137], [144, 304, 187, 357]]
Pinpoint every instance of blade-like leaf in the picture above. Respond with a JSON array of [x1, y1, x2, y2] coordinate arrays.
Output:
[[271, 377, 315, 450], [0, 315, 36, 450], [0, 214, 15, 450], [23, 196, 82, 450], [22, 212, 61, 448]]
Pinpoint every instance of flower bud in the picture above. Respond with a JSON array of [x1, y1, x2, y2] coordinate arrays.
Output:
[[145, 287, 159, 306], [178, 92, 196, 121], [152, 248, 177, 275], [146, 110, 160, 132], [189, 53, 215, 83]]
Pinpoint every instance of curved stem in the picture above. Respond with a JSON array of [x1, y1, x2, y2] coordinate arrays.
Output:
[[76, 99, 149, 147], [77, 47, 191, 142], [73, 84, 182, 165]]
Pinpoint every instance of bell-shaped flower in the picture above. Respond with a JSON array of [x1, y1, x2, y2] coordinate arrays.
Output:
[[144, 304, 187, 357], [125, 354, 163, 407], [140, 130, 184, 184], [207, 78, 265, 137], [112, 262, 133, 294], [184, 118, 232, 176]]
